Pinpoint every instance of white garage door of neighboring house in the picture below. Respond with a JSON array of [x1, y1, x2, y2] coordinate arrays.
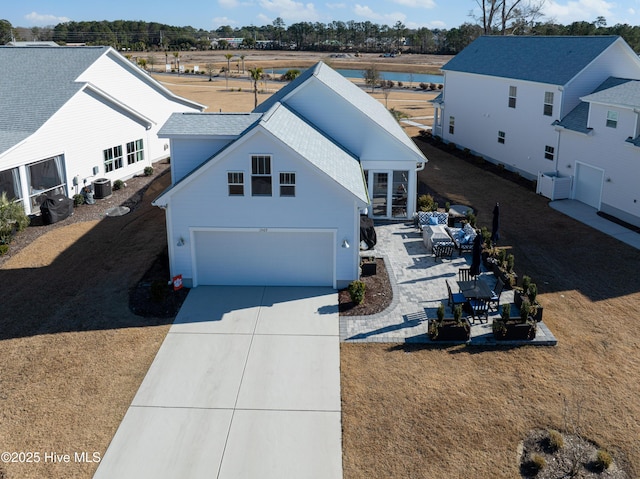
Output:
[[193, 229, 335, 287], [574, 162, 604, 210]]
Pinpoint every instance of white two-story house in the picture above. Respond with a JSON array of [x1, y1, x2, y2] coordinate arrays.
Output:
[[433, 35, 640, 228], [153, 61, 428, 288]]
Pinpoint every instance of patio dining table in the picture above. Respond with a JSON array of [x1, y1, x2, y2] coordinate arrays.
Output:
[[457, 279, 493, 300]]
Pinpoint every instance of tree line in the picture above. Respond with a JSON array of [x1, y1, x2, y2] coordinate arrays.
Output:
[[2, 15, 640, 54]]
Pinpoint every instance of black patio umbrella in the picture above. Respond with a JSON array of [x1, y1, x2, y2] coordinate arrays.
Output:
[[491, 202, 500, 244], [470, 231, 482, 278]]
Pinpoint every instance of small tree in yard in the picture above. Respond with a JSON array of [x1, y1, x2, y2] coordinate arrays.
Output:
[[249, 67, 264, 109], [363, 64, 380, 93], [224, 53, 234, 89]]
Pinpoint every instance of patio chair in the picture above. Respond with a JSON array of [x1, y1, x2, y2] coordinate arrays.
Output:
[[488, 278, 504, 311], [433, 242, 455, 261], [446, 279, 466, 308], [468, 297, 489, 324], [458, 267, 472, 282]]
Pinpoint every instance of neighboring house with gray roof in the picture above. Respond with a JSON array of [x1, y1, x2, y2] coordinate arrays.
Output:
[[153, 61, 427, 288], [0, 46, 204, 215], [434, 35, 640, 228]]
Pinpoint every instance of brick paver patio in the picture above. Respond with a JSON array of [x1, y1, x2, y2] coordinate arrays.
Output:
[[339, 221, 557, 346]]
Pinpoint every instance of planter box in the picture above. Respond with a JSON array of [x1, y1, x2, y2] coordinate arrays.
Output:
[[360, 258, 377, 276], [493, 319, 537, 340], [428, 318, 471, 341], [514, 294, 543, 321]]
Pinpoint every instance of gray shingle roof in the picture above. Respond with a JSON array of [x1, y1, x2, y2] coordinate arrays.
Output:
[[555, 77, 636, 133], [255, 61, 426, 160], [442, 35, 620, 85], [260, 103, 368, 203], [0, 46, 109, 154], [581, 77, 640, 108], [159, 112, 262, 137]]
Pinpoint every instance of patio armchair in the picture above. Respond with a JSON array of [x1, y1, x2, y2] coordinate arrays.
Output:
[[446, 279, 466, 308], [433, 241, 455, 260], [488, 278, 505, 311], [468, 298, 489, 324]]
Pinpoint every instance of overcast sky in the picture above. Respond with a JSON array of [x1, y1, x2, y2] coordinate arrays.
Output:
[[5, 0, 639, 31]]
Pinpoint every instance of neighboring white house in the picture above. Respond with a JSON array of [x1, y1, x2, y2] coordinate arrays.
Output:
[[153, 61, 428, 288], [433, 35, 640, 227], [0, 46, 205, 215]]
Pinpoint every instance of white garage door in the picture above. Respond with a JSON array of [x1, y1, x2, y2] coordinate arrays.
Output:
[[574, 163, 603, 209], [193, 229, 335, 286]]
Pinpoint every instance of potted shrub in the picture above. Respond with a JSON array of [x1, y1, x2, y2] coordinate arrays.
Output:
[[492, 303, 537, 340], [514, 278, 543, 321], [360, 256, 377, 276], [428, 304, 471, 341]]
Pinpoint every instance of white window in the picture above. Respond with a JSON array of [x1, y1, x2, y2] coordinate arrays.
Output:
[[508, 86, 517, 108], [544, 145, 555, 161], [543, 92, 554, 116], [498, 131, 506, 144], [606, 110, 618, 128], [279, 172, 296, 197], [251, 155, 272, 196], [126, 139, 144, 165], [228, 172, 244, 196], [104, 145, 123, 172], [449, 116, 455, 134]]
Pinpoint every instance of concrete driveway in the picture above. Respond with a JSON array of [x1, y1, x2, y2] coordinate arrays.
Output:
[[93, 286, 342, 479]]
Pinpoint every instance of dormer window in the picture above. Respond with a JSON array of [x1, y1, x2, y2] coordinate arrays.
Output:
[[606, 110, 618, 128]]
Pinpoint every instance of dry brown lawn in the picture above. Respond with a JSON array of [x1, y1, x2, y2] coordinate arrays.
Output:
[[0, 53, 638, 478], [342, 141, 640, 478]]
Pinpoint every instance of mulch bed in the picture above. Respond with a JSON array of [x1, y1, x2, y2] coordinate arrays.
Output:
[[338, 258, 392, 316], [128, 248, 190, 318]]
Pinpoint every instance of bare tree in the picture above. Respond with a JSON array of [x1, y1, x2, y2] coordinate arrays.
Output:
[[474, 0, 546, 34]]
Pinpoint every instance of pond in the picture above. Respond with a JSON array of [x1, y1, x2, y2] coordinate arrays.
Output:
[[269, 67, 443, 84]]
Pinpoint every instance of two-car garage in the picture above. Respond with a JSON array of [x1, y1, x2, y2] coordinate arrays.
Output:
[[192, 228, 336, 287]]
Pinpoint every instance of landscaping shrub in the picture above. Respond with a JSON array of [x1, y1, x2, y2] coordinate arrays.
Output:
[[73, 194, 85, 206], [0, 192, 29, 245], [529, 453, 546, 474], [348, 280, 366, 305], [113, 179, 125, 191], [144, 166, 154, 176], [547, 429, 564, 452], [417, 194, 435, 212], [595, 449, 613, 471], [419, 82, 428, 90], [0, 244, 8, 255]]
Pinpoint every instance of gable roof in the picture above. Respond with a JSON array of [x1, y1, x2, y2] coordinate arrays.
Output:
[[254, 61, 426, 160], [0, 46, 108, 154], [555, 77, 635, 133], [0, 46, 203, 156], [153, 103, 368, 206], [442, 36, 621, 85]]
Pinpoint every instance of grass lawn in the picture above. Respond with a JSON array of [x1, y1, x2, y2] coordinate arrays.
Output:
[[341, 140, 640, 478]]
